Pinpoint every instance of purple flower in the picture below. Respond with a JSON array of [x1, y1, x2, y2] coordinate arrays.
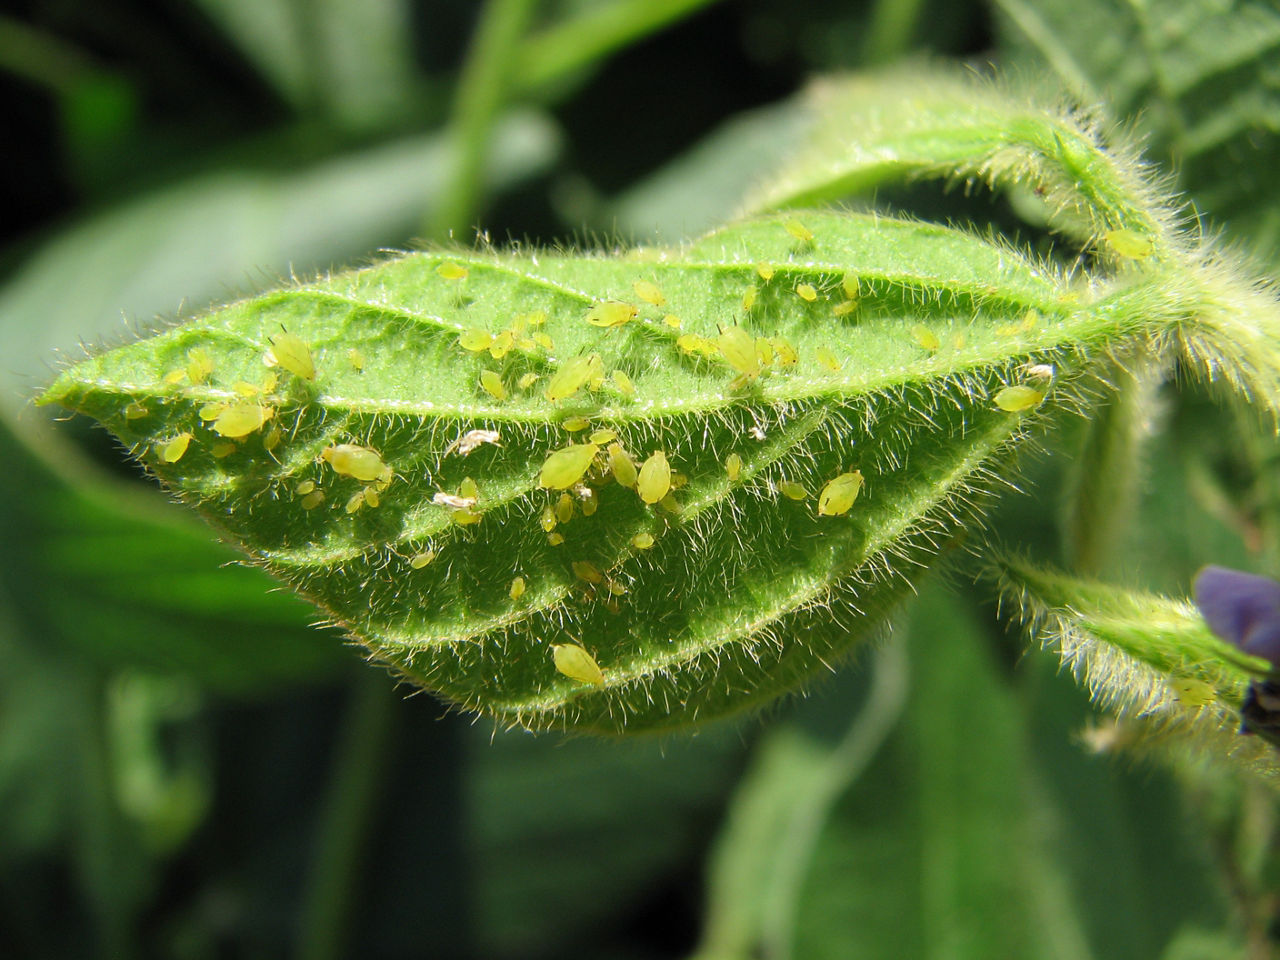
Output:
[[1193, 566, 1280, 670]]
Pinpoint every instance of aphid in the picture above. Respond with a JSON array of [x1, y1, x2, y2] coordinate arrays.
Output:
[[841, 273, 858, 299], [262, 425, 283, 454], [459, 477, 479, 500], [741, 284, 758, 311], [212, 403, 273, 438], [658, 492, 682, 515], [198, 402, 224, 421], [532, 332, 555, 351], [186, 348, 215, 384], [818, 471, 864, 516], [796, 284, 818, 303], [539, 443, 600, 490], [608, 443, 638, 488], [445, 429, 502, 456], [540, 504, 557, 532], [631, 532, 655, 550], [670, 472, 688, 489], [547, 532, 565, 546], [606, 579, 627, 597], [268, 330, 315, 381], [717, 326, 760, 379], [345, 489, 366, 513], [756, 338, 774, 369], [911, 325, 941, 351], [295, 480, 317, 496], [677, 333, 716, 356], [633, 280, 666, 308], [612, 370, 636, 398], [518, 372, 541, 391], [458, 328, 493, 352], [212, 442, 237, 458], [585, 301, 638, 328], [260, 371, 278, 394], [164, 369, 186, 385], [772, 337, 798, 367], [437, 261, 469, 280], [232, 380, 261, 397], [363, 486, 381, 508], [348, 348, 366, 372], [450, 507, 482, 526], [556, 492, 576, 524], [726, 452, 742, 482], [637, 451, 671, 505], [994, 385, 1045, 412], [784, 219, 814, 245], [757, 262, 775, 281], [551, 643, 604, 685], [952, 332, 967, 350], [589, 429, 616, 445], [480, 370, 508, 402], [322, 443, 392, 483], [663, 315, 682, 329], [562, 416, 590, 432], [832, 300, 857, 317], [157, 433, 193, 464], [300, 489, 325, 510], [572, 561, 604, 584], [124, 402, 148, 420], [1104, 229, 1154, 260], [778, 480, 808, 501], [1170, 677, 1215, 707], [509, 576, 526, 601], [488, 331, 514, 360], [546, 354, 601, 402], [580, 490, 598, 517], [410, 549, 437, 569], [816, 346, 842, 372]]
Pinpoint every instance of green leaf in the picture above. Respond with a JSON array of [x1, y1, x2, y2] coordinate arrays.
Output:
[[40, 205, 1187, 732], [990, 553, 1280, 785]]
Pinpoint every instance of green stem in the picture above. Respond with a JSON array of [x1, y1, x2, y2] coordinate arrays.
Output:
[[295, 666, 397, 960], [427, 0, 541, 242], [861, 0, 926, 65]]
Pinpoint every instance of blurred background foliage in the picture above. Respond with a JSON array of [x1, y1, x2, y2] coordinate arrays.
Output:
[[4, 0, 1280, 957]]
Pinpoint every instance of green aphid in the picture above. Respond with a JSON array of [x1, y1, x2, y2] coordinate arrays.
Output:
[[551, 643, 604, 686], [1170, 677, 1215, 707], [509, 576, 526, 601], [633, 280, 666, 308], [410, 549, 437, 569], [211, 442, 237, 458], [518, 372, 541, 391], [832, 300, 857, 317], [741, 284, 757, 311], [539, 443, 600, 490], [584, 301, 637, 328], [589, 429, 617, 445], [347, 348, 366, 372], [547, 532, 565, 546], [300, 489, 325, 510], [124, 401, 149, 420], [459, 328, 493, 352], [631, 532, 655, 550], [540, 503, 557, 532], [157, 433, 193, 464], [784, 219, 814, 245], [572, 561, 604, 584], [796, 284, 818, 303], [581, 491, 598, 517], [321, 443, 392, 483], [295, 480, 317, 496], [816, 346, 842, 372], [717, 326, 759, 379], [637, 451, 672, 505], [772, 337, 798, 367], [262, 425, 283, 454], [198, 402, 224, 421], [817, 471, 864, 516], [556, 492, 576, 525], [345, 489, 366, 514], [480, 370, 507, 401], [212, 402, 273, 438], [757, 262, 775, 281], [1104, 229, 1154, 260], [994, 385, 1045, 412], [608, 443, 638, 488], [612, 370, 636, 398], [269, 330, 315, 381], [726, 452, 742, 482], [561, 416, 591, 432], [911, 325, 940, 351], [778, 480, 808, 501], [437, 261, 469, 280], [546, 354, 602, 402], [186, 348, 215, 384]]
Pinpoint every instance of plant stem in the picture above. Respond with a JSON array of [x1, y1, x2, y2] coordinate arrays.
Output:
[[861, 0, 926, 65], [427, 0, 540, 242]]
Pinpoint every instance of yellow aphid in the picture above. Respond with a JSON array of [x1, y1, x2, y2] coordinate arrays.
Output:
[[633, 280, 666, 307], [637, 451, 671, 505], [164, 369, 186, 385], [581, 491, 598, 517], [458, 328, 493, 352], [832, 300, 857, 317], [556, 492, 575, 525], [572, 561, 604, 584], [124, 402, 148, 420], [547, 532, 565, 546], [756, 338, 774, 367], [526, 310, 547, 326], [663, 314, 682, 329], [784, 219, 814, 245], [841, 274, 858, 299], [517, 372, 541, 391], [540, 503, 557, 532], [263, 425, 283, 453], [348, 348, 365, 372], [816, 347, 842, 372], [410, 549, 436, 569], [450, 507, 482, 526], [345, 489, 366, 514], [757, 262, 775, 281], [589, 429, 616, 445], [818, 471, 864, 516], [717, 326, 760, 378], [1105, 229, 1154, 259], [585, 301, 638, 328], [741, 284, 758, 311], [295, 480, 317, 496], [458, 477, 478, 501], [509, 576, 526, 601], [532, 333, 555, 351], [608, 443, 638, 488], [300, 489, 325, 510], [551, 643, 604, 685], [157, 433, 193, 463], [796, 284, 818, 303], [1170, 677, 1215, 707], [994, 385, 1045, 412], [321, 443, 392, 483], [539, 443, 600, 490], [658, 492, 682, 515], [607, 579, 627, 597], [546, 354, 601, 402], [677, 333, 712, 355], [269, 330, 315, 380], [198, 402, 224, 421], [212, 403, 273, 438], [612, 370, 636, 397], [480, 370, 507, 402], [437, 261, 469, 280], [363, 486, 381, 508], [631, 532, 655, 550], [187, 348, 214, 384], [726, 452, 742, 482], [232, 381, 261, 397], [261, 371, 278, 394], [778, 480, 808, 501], [489, 331, 514, 360], [772, 337, 798, 366], [562, 416, 590, 432], [911, 325, 941, 351], [212, 442, 237, 458]]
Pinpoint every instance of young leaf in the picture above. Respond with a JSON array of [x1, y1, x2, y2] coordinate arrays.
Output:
[[40, 210, 1196, 733]]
